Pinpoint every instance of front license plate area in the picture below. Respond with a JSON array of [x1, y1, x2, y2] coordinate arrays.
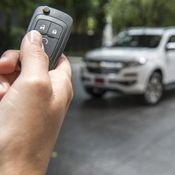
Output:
[[95, 77, 104, 84]]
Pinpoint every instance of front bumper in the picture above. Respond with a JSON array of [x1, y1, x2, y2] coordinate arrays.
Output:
[[81, 65, 149, 94]]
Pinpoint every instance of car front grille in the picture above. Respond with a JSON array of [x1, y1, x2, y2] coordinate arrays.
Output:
[[87, 67, 121, 74], [86, 60, 124, 74]]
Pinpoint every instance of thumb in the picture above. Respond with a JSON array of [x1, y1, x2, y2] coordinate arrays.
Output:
[[20, 30, 49, 78]]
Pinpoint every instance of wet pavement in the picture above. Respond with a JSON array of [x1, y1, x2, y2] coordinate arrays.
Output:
[[47, 62, 175, 175]]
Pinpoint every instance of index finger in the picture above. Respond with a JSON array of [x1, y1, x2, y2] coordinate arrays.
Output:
[[0, 50, 20, 74]]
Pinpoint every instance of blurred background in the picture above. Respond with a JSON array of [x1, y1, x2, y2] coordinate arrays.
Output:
[[1, 0, 175, 54], [1, 0, 175, 175]]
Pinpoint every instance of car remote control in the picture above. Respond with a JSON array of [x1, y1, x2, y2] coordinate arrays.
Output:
[[27, 6, 73, 70]]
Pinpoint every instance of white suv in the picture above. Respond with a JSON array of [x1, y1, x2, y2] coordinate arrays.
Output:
[[81, 27, 175, 104]]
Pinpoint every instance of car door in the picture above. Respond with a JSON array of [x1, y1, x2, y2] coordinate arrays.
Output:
[[165, 35, 175, 83]]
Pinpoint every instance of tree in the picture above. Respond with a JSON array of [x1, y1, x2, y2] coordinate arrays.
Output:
[[52, 0, 109, 34], [108, 0, 175, 33]]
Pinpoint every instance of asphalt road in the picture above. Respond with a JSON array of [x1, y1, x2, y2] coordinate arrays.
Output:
[[47, 60, 175, 175]]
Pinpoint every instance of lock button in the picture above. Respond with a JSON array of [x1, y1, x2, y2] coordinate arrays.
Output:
[[35, 20, 51, 34], [48, 22, 63, 39]]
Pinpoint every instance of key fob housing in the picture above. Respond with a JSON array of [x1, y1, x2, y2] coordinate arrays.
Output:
[[27, 6, 73, 70]]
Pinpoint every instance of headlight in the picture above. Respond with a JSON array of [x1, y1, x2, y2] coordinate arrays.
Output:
[[127, 58, 147, 67]]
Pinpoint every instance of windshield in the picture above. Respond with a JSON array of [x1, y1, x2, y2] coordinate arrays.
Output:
[[112, 31, 162, 48]]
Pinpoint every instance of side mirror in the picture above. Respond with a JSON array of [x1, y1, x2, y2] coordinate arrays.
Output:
[[166, 42, 175, 51]]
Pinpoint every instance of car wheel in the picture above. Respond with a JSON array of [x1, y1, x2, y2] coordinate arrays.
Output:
[[85, 87, 106, 98], [144, 72, 163, 105]]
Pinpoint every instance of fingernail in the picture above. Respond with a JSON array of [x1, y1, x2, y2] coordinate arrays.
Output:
[[27, 30, 42, 46]]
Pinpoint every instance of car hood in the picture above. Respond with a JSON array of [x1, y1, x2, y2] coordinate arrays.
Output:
[[85, 47, 157, 61]]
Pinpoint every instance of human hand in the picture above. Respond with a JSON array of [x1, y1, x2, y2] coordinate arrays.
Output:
[[0, 31, 73, 175]]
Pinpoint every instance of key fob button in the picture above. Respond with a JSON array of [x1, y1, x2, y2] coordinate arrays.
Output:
[[42, 35, 58, 58], [35, 20, 51, 34], [48, 23, 63, 39]]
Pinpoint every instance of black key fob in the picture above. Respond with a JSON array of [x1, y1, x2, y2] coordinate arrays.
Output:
[[27, 6, 73, 70]]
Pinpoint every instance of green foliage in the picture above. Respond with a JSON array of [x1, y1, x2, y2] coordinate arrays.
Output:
[[0, 0, 51, 16], [52, 0, 109, 33], [108, 0, 175, 32]]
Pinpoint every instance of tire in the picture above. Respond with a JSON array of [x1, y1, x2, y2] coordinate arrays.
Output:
[[144, 72, 163, 105], [85, 87, 106, 98]]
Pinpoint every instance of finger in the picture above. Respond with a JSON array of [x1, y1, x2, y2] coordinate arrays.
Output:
[[49, 55, 73, 106], [20, 30, 49, 78], [4, 71, 21, 85], [0, 50, 20, 74], [54, 54, 72, 78], [50, 72, 73, 114], [0, 75, 10, 100]]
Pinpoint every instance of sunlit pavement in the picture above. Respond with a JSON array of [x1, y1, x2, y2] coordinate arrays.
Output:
[[47, 57, 175, 175]]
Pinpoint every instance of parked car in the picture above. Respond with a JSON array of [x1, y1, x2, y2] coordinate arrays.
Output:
[[81, 27, 175, 105]]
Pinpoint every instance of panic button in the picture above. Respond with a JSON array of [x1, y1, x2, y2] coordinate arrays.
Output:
[[48, 23, 63, 39]]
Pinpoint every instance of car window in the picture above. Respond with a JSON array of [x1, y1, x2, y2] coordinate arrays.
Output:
[[112, 31, 162, 48], [168, 35, 175, 43]]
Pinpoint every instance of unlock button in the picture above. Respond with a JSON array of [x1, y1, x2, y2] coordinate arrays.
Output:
[[48, 23, 63, 39]]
